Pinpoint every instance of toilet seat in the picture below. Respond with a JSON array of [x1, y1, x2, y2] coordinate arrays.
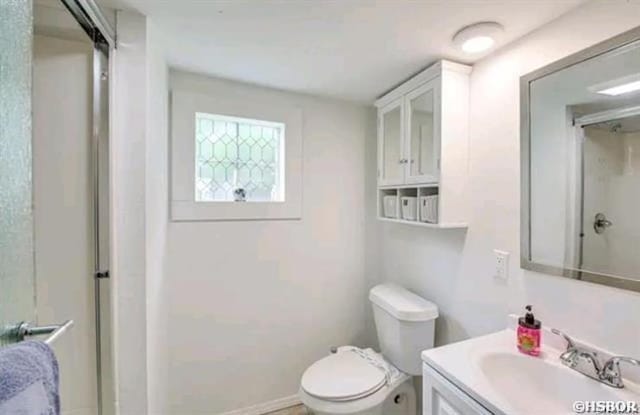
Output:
[[301, 348, 393, 402], [299, 368, 414, 415]]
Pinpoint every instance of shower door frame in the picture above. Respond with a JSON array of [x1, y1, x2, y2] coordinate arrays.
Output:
[[57, 1, 115, 415]]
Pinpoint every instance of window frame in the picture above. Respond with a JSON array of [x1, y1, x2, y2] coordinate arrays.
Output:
[[171, 89, 303, 221]]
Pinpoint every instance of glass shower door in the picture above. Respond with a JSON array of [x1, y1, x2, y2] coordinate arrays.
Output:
[[581, 117, 640, 278], [0, 0, 36, 345]]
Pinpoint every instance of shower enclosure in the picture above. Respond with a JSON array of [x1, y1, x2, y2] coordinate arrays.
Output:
[[0, 1, 115, 414], [573, 109, 640, 279]]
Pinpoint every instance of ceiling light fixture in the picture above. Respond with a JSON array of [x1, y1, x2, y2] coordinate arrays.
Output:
[[453, 22, 504, 54], [592, 74, 640, 96]]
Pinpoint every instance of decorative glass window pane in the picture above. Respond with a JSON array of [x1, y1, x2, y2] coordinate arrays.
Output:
[[195, 113, 285, 202]]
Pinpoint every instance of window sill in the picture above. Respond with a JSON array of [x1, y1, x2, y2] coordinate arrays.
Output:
[[170, 200, 302, 222]]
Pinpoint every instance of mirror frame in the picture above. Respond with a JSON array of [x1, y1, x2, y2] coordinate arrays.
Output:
[[520, 25, 640, 293]]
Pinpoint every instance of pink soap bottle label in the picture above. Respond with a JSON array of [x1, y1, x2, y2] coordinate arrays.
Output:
[[517, 325, 541, 356]]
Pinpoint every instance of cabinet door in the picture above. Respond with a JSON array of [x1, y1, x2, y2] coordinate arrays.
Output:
[[405, 79, 440, 184], [378, 98, 404, 185], [423, 364, 493, 415]]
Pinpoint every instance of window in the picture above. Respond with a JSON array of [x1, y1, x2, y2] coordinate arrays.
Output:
[[170, 81, 302, 222], [195, 113, 285, 202]]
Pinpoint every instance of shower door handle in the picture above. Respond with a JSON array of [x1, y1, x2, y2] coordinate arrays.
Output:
[[95, 270, 110, 279], [594, 213, 613, 234]]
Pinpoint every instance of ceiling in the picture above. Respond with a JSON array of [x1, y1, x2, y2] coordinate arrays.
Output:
[[533, 35, 640, 121], [101, 0, 584, 103]]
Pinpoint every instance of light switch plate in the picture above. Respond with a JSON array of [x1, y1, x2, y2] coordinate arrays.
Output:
[[494, 249, 510, 281]]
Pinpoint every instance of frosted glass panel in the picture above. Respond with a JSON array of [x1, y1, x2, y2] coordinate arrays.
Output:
[[195, 113, 285, 202], [0, 0, 35, 345]]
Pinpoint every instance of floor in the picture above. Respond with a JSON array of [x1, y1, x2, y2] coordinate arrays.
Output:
[[267, 404, 310, 415]]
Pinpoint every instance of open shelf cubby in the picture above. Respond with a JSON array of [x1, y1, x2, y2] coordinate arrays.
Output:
[[377, 184, 467, 229]]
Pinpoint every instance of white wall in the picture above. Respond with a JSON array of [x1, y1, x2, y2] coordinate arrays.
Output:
[[529, 79, 574, 268], [111, 10, 148, 415], [145, 20, 170, 415], [371, 0, 640, 355], [112, 10, 172, 415], [164, 71, 374, 414]]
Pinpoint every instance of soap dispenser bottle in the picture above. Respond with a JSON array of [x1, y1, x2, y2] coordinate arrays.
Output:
[[517, 305, 541, 356]]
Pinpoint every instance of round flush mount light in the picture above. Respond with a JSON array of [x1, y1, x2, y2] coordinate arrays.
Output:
[[453, 22, 504, 54]]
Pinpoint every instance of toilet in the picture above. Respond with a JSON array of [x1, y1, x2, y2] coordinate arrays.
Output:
[[299, 283, 439, 415]]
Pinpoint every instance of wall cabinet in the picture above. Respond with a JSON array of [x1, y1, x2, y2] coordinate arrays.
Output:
[[376, 60, 470, 228], [379, 78, 440, 185], [423, 364, 492, 415]]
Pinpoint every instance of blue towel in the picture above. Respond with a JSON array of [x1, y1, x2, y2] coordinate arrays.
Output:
[[0, 341, 60, 415]]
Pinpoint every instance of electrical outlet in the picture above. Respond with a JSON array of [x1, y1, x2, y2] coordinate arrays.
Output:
[[494, 249, 510, 281]]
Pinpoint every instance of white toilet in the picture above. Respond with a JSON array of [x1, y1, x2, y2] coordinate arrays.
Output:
[[299, 283, 439, 415]]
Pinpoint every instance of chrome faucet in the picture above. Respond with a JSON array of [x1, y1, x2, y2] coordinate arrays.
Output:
[[552, 329, 602, 381], [552, 329, 639, 388]]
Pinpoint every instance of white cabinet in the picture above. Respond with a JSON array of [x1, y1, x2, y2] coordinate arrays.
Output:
[[423, 363, 493, 415], [376, 60, 470, 228]]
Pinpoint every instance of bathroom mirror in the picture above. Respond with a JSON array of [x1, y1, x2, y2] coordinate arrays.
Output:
[[408, 87, 438, 180], [521, 26, 640, 292]]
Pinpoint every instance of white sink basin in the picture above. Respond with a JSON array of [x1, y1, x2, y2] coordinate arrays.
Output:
[[479, 351, 632, 414], [423, 329, 640, 415]]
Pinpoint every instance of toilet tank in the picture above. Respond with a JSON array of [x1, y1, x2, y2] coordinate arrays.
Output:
[[369, 284, 438, 375]]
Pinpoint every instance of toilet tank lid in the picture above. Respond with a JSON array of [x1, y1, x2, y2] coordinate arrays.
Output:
[[369, 284, 438, 321]]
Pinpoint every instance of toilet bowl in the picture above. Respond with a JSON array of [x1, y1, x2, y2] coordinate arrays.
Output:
[[299, 346, 415, 415], [299, 284, 438, 415]]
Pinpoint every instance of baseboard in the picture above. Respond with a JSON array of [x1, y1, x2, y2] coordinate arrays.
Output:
[[219, 394, 301, 415]]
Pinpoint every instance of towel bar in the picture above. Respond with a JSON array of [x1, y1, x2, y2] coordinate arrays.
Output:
[[3, 320, 75, 345], [42, 320, 74, 345]]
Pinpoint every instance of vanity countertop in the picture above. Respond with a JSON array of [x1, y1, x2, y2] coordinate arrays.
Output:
[[422, 329, 640, 415]]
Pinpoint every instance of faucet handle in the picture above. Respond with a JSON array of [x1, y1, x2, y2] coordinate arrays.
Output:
[[604, 356, 640, 367], [600, 356, 640, 388], [551, 328, 576, 350]]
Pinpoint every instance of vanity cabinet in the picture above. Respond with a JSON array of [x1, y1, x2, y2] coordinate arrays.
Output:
[[376, 60, 471, 228], [423, 363, 492, 415]]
